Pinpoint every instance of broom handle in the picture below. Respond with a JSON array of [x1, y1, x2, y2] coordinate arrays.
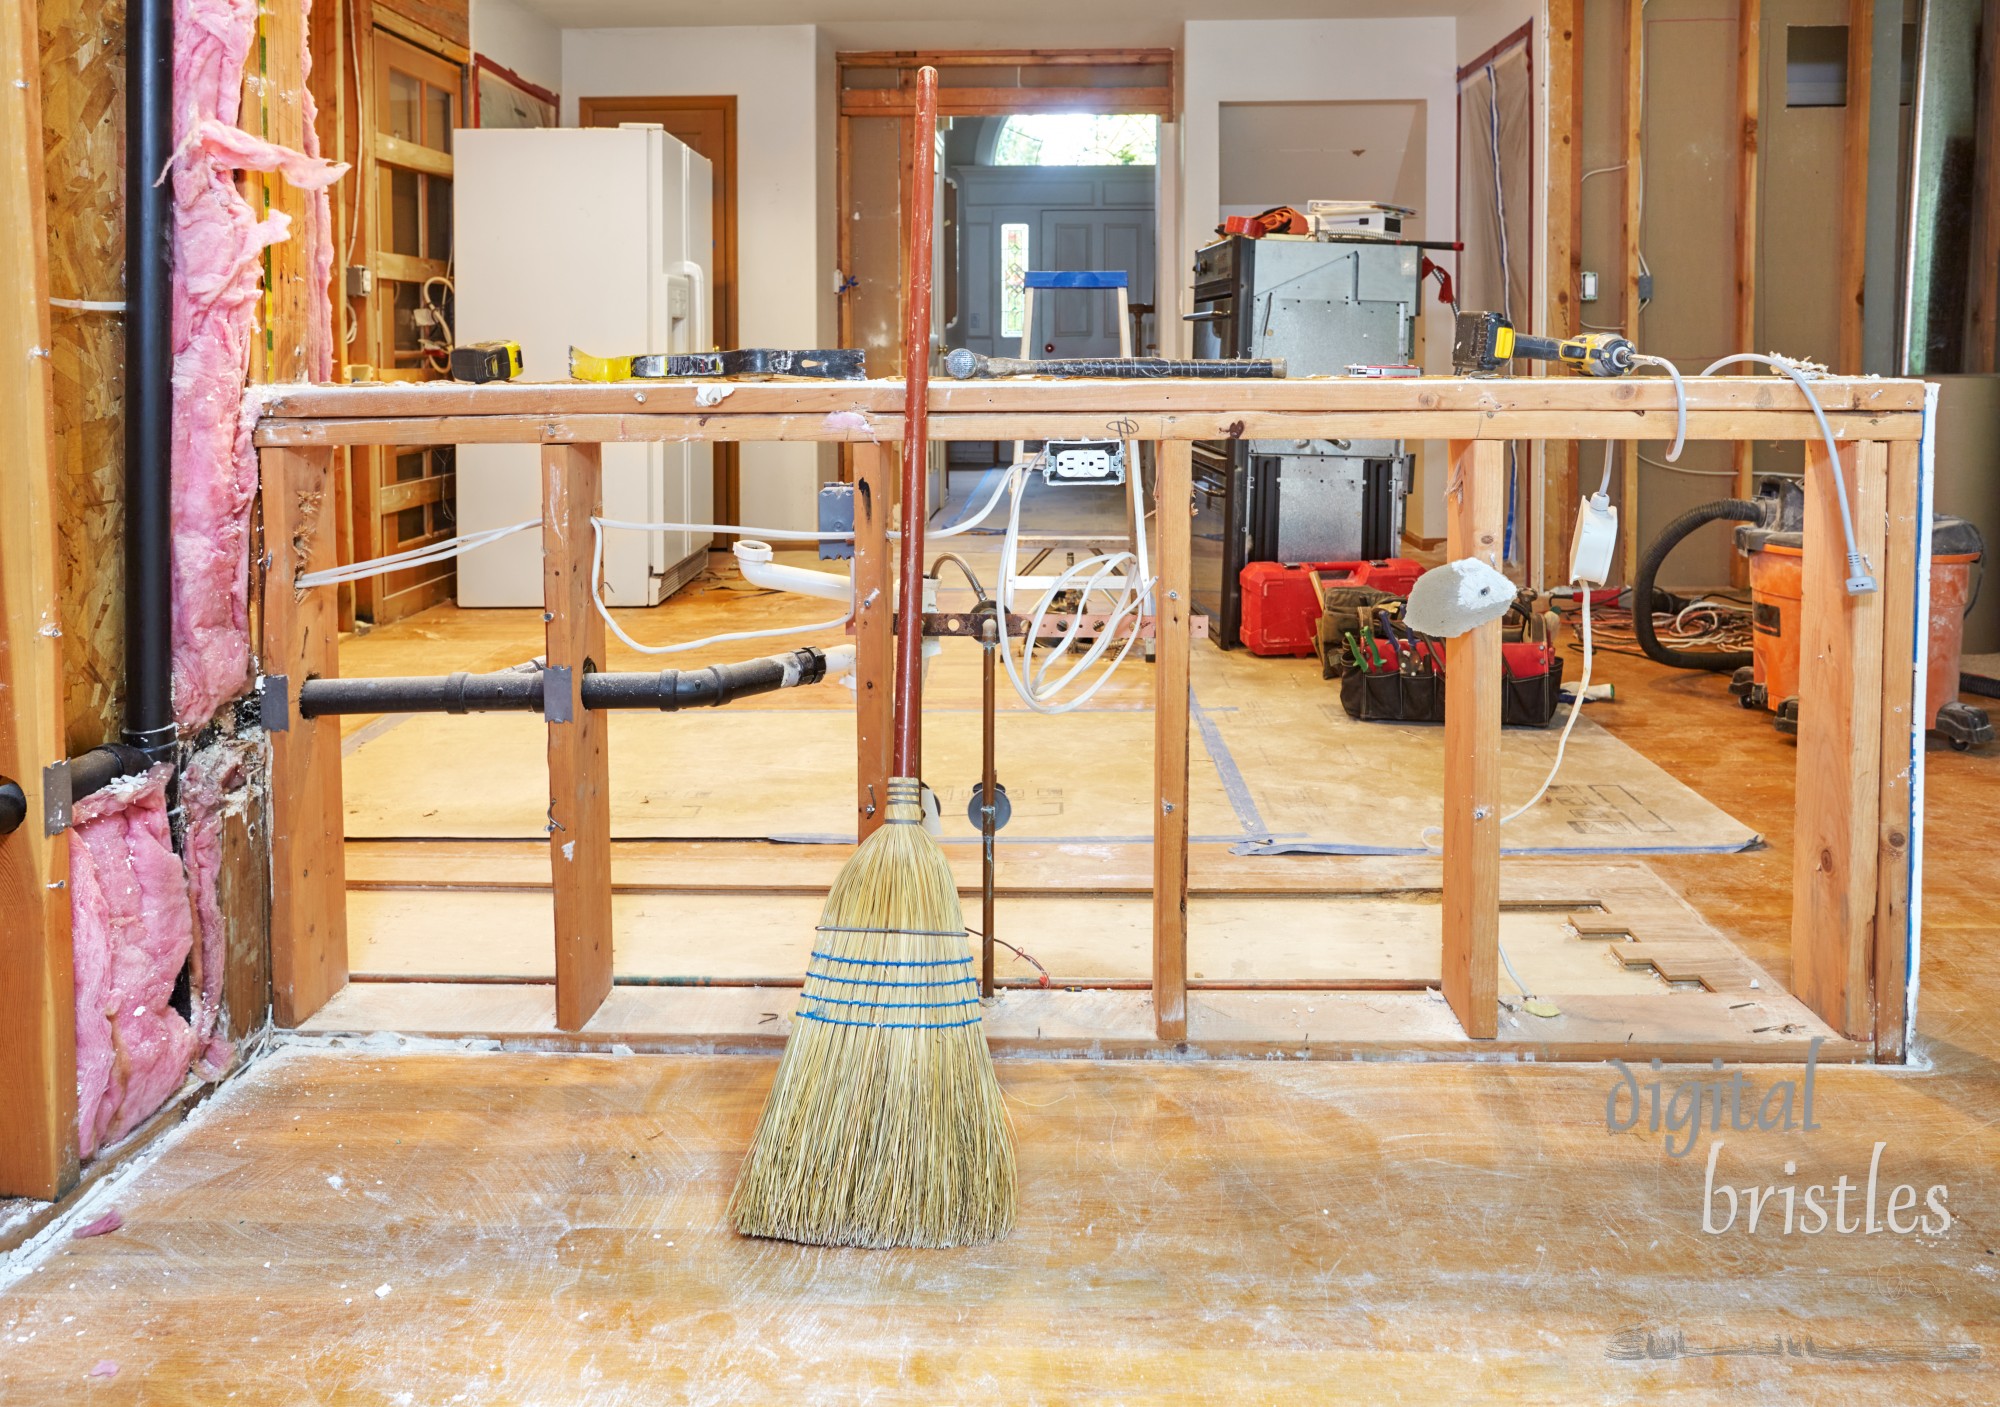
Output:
[[893, 65, 940, 779]]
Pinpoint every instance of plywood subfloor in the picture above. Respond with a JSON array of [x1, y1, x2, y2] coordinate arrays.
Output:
[[3, 1044, 1995, 1404]]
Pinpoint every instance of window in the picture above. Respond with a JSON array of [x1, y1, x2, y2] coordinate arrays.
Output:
[[992, 113, 1158, 167], [1000, 222, 1030, 341]]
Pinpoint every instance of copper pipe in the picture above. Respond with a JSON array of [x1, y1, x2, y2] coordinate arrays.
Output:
[[891, 66, 940, 778]]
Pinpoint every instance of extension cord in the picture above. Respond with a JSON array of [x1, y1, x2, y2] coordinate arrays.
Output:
[[1569, 492, 1618, 587]]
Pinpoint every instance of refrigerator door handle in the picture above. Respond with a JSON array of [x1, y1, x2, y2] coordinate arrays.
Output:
[[671, 259, 708, 354]]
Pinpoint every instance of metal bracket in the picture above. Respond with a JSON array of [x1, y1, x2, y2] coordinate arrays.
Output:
[[42, 760, 72, 836], [542, 665, 574, 723], [261, 674, 290, 733]]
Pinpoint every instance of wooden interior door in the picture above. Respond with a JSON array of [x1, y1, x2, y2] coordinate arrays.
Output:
[[578, 96, 738, 534]]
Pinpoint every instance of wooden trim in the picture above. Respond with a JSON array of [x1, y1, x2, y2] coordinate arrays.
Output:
[[260, 446, 350, 1026], [1791, 442, 1887, 1039], [1873, 439, 1920, 1059], [852, 442, 894, 841], [1837, 0, 1874, 374], [542, 444, 613, 1031], [1441, 440, 1504, 1040], [1, 0, 80, 1196], [1622, 0, 1645, 583], [1734, 0, 1762, 498], [838, 48, 1176, 69], [1152, 442, 1194, 1042], [374, 252, 449, 285], [841, 88, 1175, 119], [372, 4, 468, 65]]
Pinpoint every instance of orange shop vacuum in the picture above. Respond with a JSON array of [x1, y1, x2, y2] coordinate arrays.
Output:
[[1633, 476, 1992, 750]]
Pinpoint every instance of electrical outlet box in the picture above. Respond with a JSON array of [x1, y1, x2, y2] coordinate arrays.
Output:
[[1569, 493, 1619, 586], [345, 265, 374, 298], [1637, 272, 1654, 303], [1580, 271, 1598, 303]]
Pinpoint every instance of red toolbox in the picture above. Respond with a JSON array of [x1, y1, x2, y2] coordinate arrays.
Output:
[[1238, 558, 1425, 657]]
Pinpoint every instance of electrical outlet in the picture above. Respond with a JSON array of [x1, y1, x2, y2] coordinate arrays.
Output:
[[1580, 271, 1598, 303]]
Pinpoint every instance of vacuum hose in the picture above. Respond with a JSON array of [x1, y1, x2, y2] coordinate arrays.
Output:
[[1632, 499, 1763, 672]]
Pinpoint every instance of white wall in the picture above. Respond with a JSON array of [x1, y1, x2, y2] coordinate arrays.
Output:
[[1182, 17, 1459, 537], [469, 0, 561, 96], [561, 25, 834, 530]]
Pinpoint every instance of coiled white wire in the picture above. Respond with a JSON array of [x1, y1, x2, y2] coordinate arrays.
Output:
[[996, 465, 1157, 714]]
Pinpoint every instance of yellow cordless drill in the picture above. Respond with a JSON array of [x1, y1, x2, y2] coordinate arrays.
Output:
[[1453, 311, 1637, 378]]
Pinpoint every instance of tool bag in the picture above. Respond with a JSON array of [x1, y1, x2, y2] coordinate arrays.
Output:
[[1336, 623, 1567, 729], [1316, 586, 1405, 678]]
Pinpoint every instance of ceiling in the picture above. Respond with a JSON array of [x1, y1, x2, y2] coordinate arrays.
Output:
[[514, 0, 1500, 40]]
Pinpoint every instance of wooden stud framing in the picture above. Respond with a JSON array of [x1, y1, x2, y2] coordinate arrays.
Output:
[[248, 376, 1929, 1057], [1837, 0, 1874, 375], [1970, 0, 2000, 372], [852, 441, 895, 841], [1872, 439, 1921, 1059], [1, 0, 81, 1196], [1790, 442, 1888, 1039], [1734, 0, 1762, 500], [542, 444, 613, 1032], [1442, 440, 1505, 1040], [259, 445, 350, 1026], [1621, 0, 1645, 583], [1152, 442, 1194, 1042], [840, 87, 1174, 119], [1546, 0, 1584, 587]]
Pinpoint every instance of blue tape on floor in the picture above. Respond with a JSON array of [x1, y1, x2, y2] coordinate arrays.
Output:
[[1230, 837, 1764, 858], [1190, 688, 1270, 839]]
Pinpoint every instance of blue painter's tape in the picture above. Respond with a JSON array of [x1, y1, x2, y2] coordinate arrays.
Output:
[[806, 972, 978, 990], [1023, 270, 1127, 289], [1190, 689, 1269, 838], [799, 992, 982, 1012]]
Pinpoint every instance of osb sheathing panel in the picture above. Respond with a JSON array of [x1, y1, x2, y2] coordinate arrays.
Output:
[[38, 0, 125, 753]]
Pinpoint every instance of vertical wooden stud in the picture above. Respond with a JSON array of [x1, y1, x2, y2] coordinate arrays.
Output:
[[1872, 439, 1920, 1060], [1, 0, 81, 1194], [1837, 0, 1874, 374], [1621, 0, 1646, 582], [1443, 439, 1504, 1041], [543, 443, 613, 1032], [1734, 0, 1762, 502], [1970, 0, 2000, 371], [260, 445, 350, 1025], [1791, 441, 1887, 1039], [1152, 440, 1193, 1043], [1547, 0, 1585, 586], [852, 440, 895, 840]]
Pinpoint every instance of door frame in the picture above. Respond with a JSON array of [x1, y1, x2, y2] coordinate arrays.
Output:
[[578, 95, 740, 533]]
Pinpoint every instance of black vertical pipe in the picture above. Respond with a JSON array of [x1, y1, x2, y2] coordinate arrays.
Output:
[[124, 0, 177, 765]]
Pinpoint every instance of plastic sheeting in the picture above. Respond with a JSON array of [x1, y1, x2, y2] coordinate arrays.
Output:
[[169, 0, 345, 726], [68, 767, 197, 1161]]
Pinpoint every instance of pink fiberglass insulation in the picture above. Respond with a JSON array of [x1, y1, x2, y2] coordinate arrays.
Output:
[[169, 0, 346, 727], [180, 738, 258, 1066], [69, 766, 199, 1161]]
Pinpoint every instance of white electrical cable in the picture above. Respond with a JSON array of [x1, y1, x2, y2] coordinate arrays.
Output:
[[49, 297, 126, 312], [295, 518, 542, 588], [1638, 451, 1735, 478], [1700, 353, 1876, 592], [1630, 353, 1686, 461], [1500, 586, 1593, 824], [995, 465, 1156, 714], [589, 519, 852, 656]]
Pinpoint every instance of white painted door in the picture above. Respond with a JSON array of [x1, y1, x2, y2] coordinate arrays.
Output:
[[1032, 208, 1152, 359]]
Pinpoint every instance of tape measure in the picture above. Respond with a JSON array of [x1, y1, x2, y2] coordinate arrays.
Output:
[[449, 341, 523, 384]]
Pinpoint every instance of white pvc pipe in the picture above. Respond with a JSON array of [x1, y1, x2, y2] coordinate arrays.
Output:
[[733, 540, 853, 603]]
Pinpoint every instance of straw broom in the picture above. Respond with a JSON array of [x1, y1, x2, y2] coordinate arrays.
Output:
[[731, 66, 1017, 1250]]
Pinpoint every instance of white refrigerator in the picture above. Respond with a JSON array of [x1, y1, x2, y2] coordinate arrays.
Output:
[[452, 126, 714, 607]]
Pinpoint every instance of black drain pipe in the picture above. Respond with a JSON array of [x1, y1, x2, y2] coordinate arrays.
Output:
[[123, 0, 177, 769], [63, 0, 177, 810]]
